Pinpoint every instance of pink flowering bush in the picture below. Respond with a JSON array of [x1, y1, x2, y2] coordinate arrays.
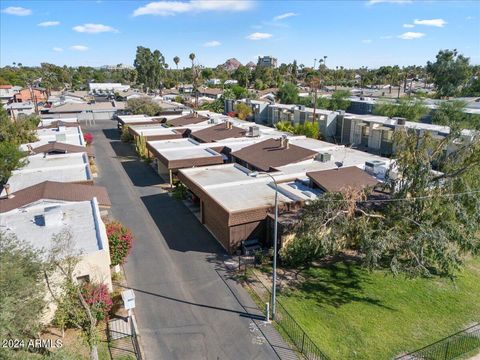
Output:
[[83, 132, 93, 144], [81, 283, 113, 321], [106, 221, 134, 266]]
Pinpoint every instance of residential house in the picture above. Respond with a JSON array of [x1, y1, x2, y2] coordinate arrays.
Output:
[[13, 88, 48, 104], [1, 152, 93, 197], [0, 84, 21, 103], [0, 198, 112, 323]]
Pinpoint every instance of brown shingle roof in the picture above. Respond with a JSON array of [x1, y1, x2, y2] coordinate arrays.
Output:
[[307, 166, 379, 193], [166, 113, 209, 127], [231, 138, 317, 172], [0, 181, 111, 213], [32, 142, 94, 157], [190, 123, 246, 143]]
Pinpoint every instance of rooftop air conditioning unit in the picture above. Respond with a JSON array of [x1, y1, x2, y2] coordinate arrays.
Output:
[[247, 125, 260, 137], [365, 160, 386, 175], [315, 152, 332, 163]]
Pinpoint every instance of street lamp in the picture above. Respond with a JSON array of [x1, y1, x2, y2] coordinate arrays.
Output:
[[249, 170, 278, 320]]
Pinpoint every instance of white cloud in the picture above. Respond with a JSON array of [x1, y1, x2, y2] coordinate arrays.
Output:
[[380, 35, 393, 39], [73, 23, 118, 33], [466, 16, 474, 20], [204, 40, 221, 47], [273, 12, 298, 21], [366, 0, 412, 5], [70, 45, 89, 51], [403, 23, 414, 28], [246, 32, 273, 40], [38, 21, 60, 27], [413, 18, 446, 27], [53, 47, 63, 52], [133, 0, 254, 16], [1, 6, 32, 16], [362, 39, 373, 44], [398, 31, 425, 40]]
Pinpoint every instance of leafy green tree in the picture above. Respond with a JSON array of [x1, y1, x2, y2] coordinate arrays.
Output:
[[427, 49, 471, 98], [126, 97, 162, 116], [226, 84, 248, 99], [232, 66, 250, 87], [0, 142, 27, 185], [328, 90, 351, 111], [277, 82, 299, 104], [201, 68, 214, 81], [0, 107, 39, 144], [199, 98, 224, 113], [234, 103, 252, 120], [282, 116, 480, 276], [374, 98, 429, 122], [0, 233, 47, 346], [432, 100, 479, 129], [134, 46, 167, 91]]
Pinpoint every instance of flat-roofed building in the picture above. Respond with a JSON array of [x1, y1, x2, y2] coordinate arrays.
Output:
[[1, 152, 93, 197], [190, 122, 247, 143], [0, 181, 111, 213], [20, 125, 85, 150], [0, 198, 112, 323], [178, 164, 309, 253], [230, 138, 318, 172]]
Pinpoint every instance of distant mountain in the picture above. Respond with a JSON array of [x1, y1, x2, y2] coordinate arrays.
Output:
[[221, 58, 242, 71]]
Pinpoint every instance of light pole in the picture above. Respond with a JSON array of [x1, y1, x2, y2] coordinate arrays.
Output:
[[249, 170, 278, 320]]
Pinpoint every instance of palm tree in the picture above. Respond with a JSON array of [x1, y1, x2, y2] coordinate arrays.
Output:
[[323, 55, 328, 68], [173, 56, 180, 88], [189, 53, 198, 107]]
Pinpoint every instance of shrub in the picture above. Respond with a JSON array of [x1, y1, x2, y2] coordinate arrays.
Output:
[[81, 283, 113, 322], [172, 182, 188, 200], [83, 132, 93, 145], [120, 125, 134, 143], [106, 221, 134, 266]]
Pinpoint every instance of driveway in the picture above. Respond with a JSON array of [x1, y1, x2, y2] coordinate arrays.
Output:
[[87, 121, 284, 360]]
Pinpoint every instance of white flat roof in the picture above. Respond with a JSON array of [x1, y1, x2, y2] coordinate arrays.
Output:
[[180, 164, 299, 212], [2, 152, 92, 195], [38, 118, 78, 127], [130, 123, 211, 136], [0, 199, 106, 255], [344, 113, 451, 133], [20, 126, 84, 150], [163, 147, 220, 161], [275, 147, 391, 176], [289, 137, 339, 152]]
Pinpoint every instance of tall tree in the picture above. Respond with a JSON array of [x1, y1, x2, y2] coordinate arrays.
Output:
[[133, 46, 167, 91], [173, 56, 180, 88], [0, 233, 46, 352], [427, 49, 471, 98]]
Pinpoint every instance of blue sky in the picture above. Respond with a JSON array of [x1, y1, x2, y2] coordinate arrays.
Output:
[[1, 0, 479, 69]]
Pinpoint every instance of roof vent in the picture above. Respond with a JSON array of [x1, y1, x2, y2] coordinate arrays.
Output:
[[315, 152, 332, 163]]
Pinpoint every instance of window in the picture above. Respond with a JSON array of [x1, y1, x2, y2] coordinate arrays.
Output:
[[76, 275, 90, 284]]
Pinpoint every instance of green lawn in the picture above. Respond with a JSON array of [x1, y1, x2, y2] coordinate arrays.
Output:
[[263, 258, 480, 360]]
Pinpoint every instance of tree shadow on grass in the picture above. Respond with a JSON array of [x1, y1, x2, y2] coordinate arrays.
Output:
[[286, 256, 396, 311]]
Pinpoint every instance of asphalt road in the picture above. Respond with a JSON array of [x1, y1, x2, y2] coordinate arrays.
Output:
[[88, 120, 281, 360]]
